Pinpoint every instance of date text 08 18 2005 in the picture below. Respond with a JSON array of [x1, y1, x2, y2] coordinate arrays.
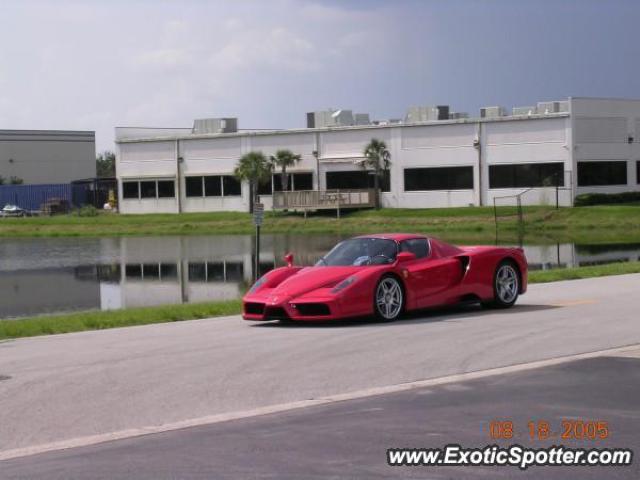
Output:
[[488, 420, 609, 441]]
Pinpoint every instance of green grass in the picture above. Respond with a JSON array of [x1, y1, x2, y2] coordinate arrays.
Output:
[[528, 261, 640, 283], [0, 300, 241, 340], [2, 261, 640, 341], [1, 205, 640, 244]]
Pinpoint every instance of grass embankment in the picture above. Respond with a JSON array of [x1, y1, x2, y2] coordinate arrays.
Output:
[[528, 261, 640, 283], [2, 262, 640, 341], [1, 205, 640, 244], [0, 300, 240, 341]]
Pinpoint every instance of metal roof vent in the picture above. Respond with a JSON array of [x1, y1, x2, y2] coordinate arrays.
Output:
[[192, 118, 238, 134]]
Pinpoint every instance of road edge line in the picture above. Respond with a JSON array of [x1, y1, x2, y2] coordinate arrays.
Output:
[[1, 342, 638, 462]]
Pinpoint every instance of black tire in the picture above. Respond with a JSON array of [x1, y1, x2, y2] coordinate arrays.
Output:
[[373, 275, 405, 321], [483, 260, 520, 309]]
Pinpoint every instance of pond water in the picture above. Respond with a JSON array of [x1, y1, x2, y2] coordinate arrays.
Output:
[[1, 235, 639, 319]]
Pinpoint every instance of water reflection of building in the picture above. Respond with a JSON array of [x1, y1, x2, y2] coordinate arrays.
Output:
[[3, 236, 640, 319], [0, 268, 101, 318], [522, 243, 640, 270], [97, 235, 338, 310]]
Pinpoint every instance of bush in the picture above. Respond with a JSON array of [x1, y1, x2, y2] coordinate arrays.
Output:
[[74, 205, 99, 217], [574, 191, 640, 206]]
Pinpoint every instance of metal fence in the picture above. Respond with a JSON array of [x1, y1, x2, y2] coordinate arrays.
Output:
[[493, 170, 573, 245]]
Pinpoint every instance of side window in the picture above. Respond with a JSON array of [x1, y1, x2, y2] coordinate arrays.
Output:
[[400, 239, 429, 259]]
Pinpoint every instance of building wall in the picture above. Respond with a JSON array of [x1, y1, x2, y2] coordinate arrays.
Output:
[[0, 130, 95, 184], [571, 98, 640, 195], [483, 117, 573, 207], [117, 99, 640, 214]]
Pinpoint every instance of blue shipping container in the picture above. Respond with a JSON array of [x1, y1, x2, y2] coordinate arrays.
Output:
[[0, 183, 91, 212]]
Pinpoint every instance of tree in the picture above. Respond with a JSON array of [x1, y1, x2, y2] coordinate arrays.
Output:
[[96, 151, 116, 178], [362, 138, 391, 209], [269, 149, 302, 192], [269, 149, 302, 210], [234, 151, 271, 213], [9, 176, 23, 185], [0, 175, 4, 186]]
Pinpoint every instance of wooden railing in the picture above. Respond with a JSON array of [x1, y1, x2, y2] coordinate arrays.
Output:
[[272, 189, 376, 211]]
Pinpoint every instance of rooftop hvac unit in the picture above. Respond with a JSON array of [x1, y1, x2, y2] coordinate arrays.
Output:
[[480, 106, 506, 118], [449, 112, 469, 119], [192, 118, 238, 134], [405, 105, 450, 122], [354, 113, 371, 125], [512, 106, 537, 116], [537, 101, 568, 114], [306, 112, 316, 128]]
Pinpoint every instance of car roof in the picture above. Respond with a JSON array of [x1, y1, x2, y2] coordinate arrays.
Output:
[[355, 233, 427, 242]]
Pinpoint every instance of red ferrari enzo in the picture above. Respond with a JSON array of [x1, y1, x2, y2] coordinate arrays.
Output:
[[242, 234, 527, 322]]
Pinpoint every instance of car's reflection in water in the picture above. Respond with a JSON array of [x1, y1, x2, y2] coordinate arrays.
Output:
[[1, 235, 639, 319]]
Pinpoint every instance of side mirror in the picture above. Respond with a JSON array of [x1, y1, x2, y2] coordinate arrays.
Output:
[[396, 252, 416, 263], [284, 253, 294, 267]]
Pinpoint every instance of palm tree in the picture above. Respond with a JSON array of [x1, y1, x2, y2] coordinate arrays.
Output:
[[269, 149, 302, 191], [362, 138, 391, 209], [269, 149, 302, 210], [234, 151, 271, 213]]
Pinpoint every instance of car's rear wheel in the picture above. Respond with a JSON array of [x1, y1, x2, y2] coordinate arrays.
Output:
[[374, 275, 404, 321], [484, 260, 520, 308]]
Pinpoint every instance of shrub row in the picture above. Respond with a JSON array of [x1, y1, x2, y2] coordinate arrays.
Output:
[[574, 191, 640, 206]]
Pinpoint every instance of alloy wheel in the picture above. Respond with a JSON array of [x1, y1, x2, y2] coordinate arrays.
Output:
[[376, 277, 403, 320], [496, 264, 518, 304]]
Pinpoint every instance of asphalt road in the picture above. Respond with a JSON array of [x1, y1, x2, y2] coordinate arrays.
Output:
[[1, 274, 639, 460], [2, 352, 639, 479]]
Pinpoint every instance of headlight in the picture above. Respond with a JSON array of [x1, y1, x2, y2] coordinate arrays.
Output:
[[249, 275, 268, 293], [331, 276, 357, 293]]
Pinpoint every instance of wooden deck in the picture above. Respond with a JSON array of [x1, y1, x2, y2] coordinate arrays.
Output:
[[272, 189, 375, 214]]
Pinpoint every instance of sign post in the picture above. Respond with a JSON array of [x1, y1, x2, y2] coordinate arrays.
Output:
[[253, 202, 264, 282]]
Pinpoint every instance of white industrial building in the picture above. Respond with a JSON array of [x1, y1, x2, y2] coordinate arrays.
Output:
[[0, 129, 96, 184], [115, 97, 640, 214]]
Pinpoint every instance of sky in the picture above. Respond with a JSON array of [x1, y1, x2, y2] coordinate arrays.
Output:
[[0, 0, 639, 152]]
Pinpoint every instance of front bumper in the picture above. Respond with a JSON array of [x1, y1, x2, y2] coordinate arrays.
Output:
[[242, 292, 343, 321]]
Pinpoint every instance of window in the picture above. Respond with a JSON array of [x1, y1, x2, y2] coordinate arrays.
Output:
[[185, 177, 203, 197], [577, 161, 627, 186], [272, 172, 314, 192], [404, 166, 473, 191], [400, 238, 430, 258], [326, 170, 390, 192], [185, 175, 241, 197], [140, 181, 157, 198], [188, 262, 207, 282], [125, 264, 142, 279], [122, 182, 139, 199], [223, 176, 242, 196], [122, 179, 176, 200], [293, 172, 313, 190], [489, 163, 564, 189], [157, 180, 175, 198], [205, 176, 222, 196]]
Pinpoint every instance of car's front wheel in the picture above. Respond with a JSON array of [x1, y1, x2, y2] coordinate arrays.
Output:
[[484, 260, 520, 308], [374, 275, 404, 321]]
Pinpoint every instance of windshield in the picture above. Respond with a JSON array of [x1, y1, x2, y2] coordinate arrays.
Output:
[[316, 238, 398, 266]]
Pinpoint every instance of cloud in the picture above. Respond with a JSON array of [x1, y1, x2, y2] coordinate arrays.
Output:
[[2, 0, 636, 153], [132, 48, 193, 70], [209, 27, 319, 73]]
